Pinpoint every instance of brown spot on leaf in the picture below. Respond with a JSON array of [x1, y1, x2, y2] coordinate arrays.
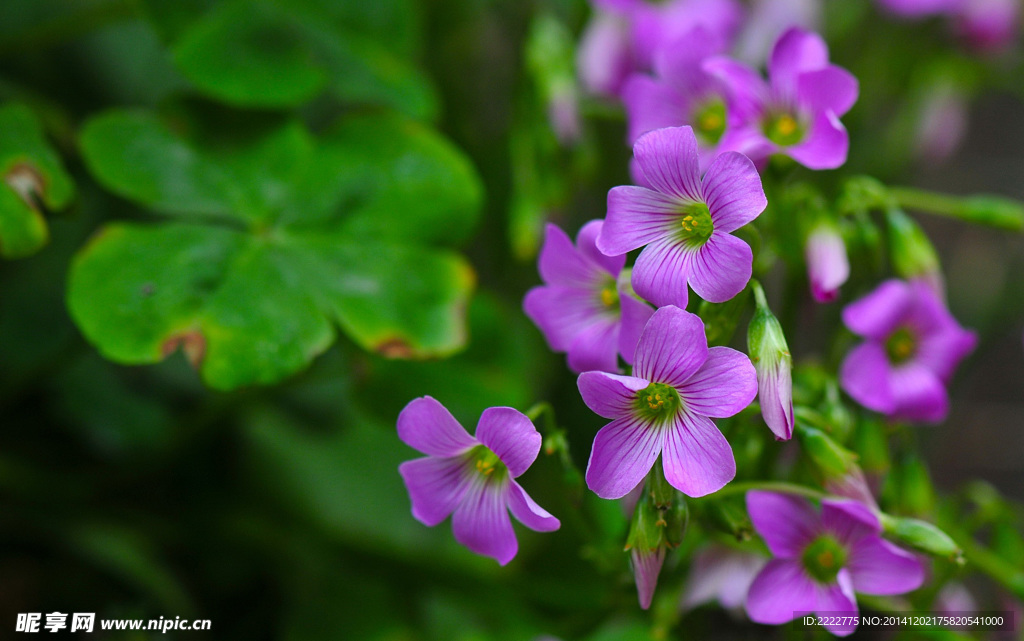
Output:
[[375, 337, 415, 359], [161, 330, 207, 369], [4, 162, 46, 210]]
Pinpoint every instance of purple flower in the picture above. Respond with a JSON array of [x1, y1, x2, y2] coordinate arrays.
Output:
[[805, 224, 850, 303], [733, 0, 822, 66], [705, 27, 859, 170], [682, 544, 767, 612], [748, 296, 794, 440], [578, 305, 757, 498], [524, 221, 654, 373], [599, 126, 767, 308], [397, 397, 560, 565], [954, 0, 1020, 50], [622, 26, 733, 168], [577, 10, 635, 97], [632, 547, 666, 609], [630, 0, 745, 71], [877, 0, 960, 16], [840, 279, 976, 423], [745, 491, 925, 636]]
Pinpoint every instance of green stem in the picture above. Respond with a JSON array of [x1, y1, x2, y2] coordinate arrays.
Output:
[[891, 187, 1024, 232], [951, 530, 1024, 601], [749, 278, 769, 310], [713, 481, 826, 500]]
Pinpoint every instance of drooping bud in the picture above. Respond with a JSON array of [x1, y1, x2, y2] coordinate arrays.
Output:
[[797, 424, 877, 507], [625, 462, 688, 609], [886, 208, 944, 298], [805, 222, 850, 303], [748, 281, 794, 440]]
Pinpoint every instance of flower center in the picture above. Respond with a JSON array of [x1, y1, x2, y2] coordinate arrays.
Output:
[[692, 98, 727, 146], [763, 111, 805, 147], [885, 327, 917, 364], [801, 535, 848, 583], [679, 202, 714, 243], [470, 445, 507, 480], [600, 285, 619, 308], [634, 382, 681, 423]]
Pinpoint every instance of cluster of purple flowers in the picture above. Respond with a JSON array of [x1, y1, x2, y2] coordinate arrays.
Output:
[[393, 0, 981, 633]]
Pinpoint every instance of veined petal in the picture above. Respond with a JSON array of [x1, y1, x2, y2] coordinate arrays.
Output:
[[842, 279, 914, 339], [399, 456, 472, 526], [679, 347, 757, 417], [452, 479, 518, 565], [631, 237, 691, 309], [889, 363, 949, 424], [662, 410, 735, 497], [816, 570, 859, 637], [758, 357, 794, 440], [633, 306, 709, 386], [601, 186, 682, 256], [654, 26, 725, 91], [702, 151, 767, 234], [745, 559, 817, 624], [618, 291, 655, 365], [622, 75, 690, 145], [576, 219, 626, 277], [538, 223, 602, 288], [567, 318, 621, 374], [578, 371, 650, 419], [632, 547, 666, 610], [508, 480, 561, 532], [787, 110, 849, 170], [683, 232, 753, 303], [475, 407, 540, 478], [840, 342, 897, 414], [798, 66, 858, 116], [847, 537, 925, 595], [769, 27, 829, 97], [632, 126, 704, 202], [397, 396, 477, 456], [916, 325, 977, 383], [586, 415, 665, 499], [746, 491, 820, 556], [523, 285, 604, 352]]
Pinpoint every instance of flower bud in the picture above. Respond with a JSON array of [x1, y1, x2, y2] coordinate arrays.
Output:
[[886, 208, 944, 297], [879, 514, 962, 563], [625, 464, 688, 609], [748, 283, 794, 440], [805, 223, 850, 303]]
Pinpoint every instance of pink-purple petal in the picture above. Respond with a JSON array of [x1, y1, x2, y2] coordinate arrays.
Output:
[[745, 558, 817, 624], [683, 232, 754, 303], [888, 363, 949, 423], [567, 318, 621, 374], [798, 66, 859, 116], [586, 415, 665, 499], [768, 27, 829, 96], [631, 237, 692, 309], [653, 26, 726, 90], [746, 491, 820, 557], [662, 410, 736, 497], [821, 497, 881, 545], [632, 127, 704, 202], [806, 226, 850, 303], [538, 223, 602, 288], [577, 371, 650, 419], [840, 342, 897, 415], [622, 75, 689, 145], [842, 279, 914, 339], [618, 291, 655, 365], [847, 537, 925, 595], [816, 570, 859, 636], [576, 219, 626, 277], [475, 407, 541, 478], [523, 285, 603, 352], [452, 479, 518, 565], [633, 306, 709, 386], [703, 56, 769, 121], [758, 358, 795, 440], [916, 325, 977, 383], [399, 456, 472, 526], [632, 547, 666, 610], [507, 480, 561, 532], [702, 151, 767, 234], [601, 186, 684, 256], [397, 396, 477, 456], [679, 346, 758, 418], [787, 110, 849, 170]]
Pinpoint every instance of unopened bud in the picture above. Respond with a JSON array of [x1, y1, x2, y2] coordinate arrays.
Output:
[[886, 208, 944, 297], [805, 223, 849, 303], [748, 283, 793, 440], [880, 514, 962, 563]]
